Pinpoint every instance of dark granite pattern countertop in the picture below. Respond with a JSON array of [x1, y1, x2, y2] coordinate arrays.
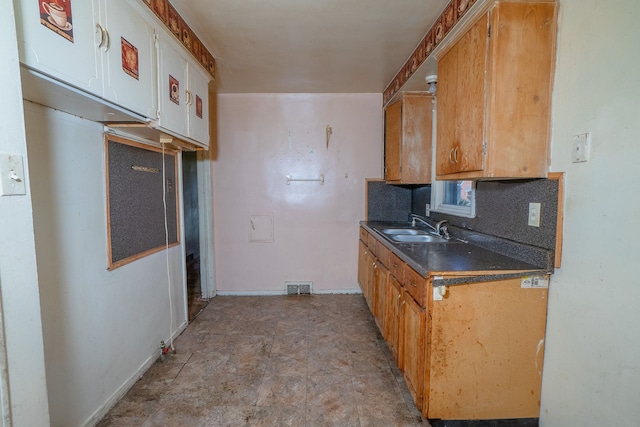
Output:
[[361, 221, 552, 286]]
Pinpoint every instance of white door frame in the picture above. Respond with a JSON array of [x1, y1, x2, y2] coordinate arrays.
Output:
[[196, 149, 216, 298]]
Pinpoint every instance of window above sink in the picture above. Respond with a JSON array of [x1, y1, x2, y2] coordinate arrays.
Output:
[[432, 180, 476, 218]]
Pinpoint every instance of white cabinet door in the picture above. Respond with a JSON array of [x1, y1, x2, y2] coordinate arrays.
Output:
[[15, 0, 102, 96], [156, 34, 188, 137], [99, 0, 157, 118], [187, 63, 210, 147]]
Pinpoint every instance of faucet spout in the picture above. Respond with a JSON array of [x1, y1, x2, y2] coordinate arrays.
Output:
[[409, 214, 438, 233]]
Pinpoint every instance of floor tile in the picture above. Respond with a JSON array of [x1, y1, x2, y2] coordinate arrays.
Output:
[[256, 374, 307, 406], [97, 294, 424, 426]]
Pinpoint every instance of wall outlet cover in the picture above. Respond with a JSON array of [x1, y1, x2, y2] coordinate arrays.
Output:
[[572, 133, 590, 163]]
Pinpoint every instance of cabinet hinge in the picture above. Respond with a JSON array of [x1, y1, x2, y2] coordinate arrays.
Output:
[[483, 141, 487, 156], [488, 25, 492, 38]]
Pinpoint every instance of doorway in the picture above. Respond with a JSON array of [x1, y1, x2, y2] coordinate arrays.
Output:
[[182, 150, 209, 321]]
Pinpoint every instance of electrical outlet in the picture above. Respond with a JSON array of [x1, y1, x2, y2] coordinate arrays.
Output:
[[572, 133, 590, 163], [425, 203, 430, 216], [528, 202, 541, 227]]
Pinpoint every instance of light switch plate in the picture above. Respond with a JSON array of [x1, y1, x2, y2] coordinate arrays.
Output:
[[528, 202, 541, 227], [0, 153, 26, 196]]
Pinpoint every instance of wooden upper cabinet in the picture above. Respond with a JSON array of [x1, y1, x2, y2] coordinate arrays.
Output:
[[437, 15, 487, 177], [436, 1, 558, 180], [385, 93, 434, 184]]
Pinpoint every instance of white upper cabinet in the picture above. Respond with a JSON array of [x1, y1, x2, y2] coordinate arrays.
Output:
[[187, 63, 210, 145], [15, 0, 210, 147], [157, 33, 188, 137], [98, 0, 157, 119], [15, 0, 156, 119], [156, 32, 210, 148], [15, 0, 102, 96]]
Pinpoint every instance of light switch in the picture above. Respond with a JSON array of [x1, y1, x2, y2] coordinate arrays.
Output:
[[572, 133, 590, 163], [0, 153, 26, 196], [528, 202, 541, 227]]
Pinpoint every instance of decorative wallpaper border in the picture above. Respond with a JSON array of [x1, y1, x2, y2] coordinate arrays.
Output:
[[383, 0, 477, 105], [142, 0, 216, 80]]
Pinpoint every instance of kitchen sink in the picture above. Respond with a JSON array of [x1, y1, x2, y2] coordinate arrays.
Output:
[[381, 228, 429, 235], [391, 234, 450, 243]]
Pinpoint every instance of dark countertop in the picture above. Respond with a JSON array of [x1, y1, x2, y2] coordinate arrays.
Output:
[[361, 221, 552, 286]]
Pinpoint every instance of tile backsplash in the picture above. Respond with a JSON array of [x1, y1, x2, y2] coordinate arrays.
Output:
[[368, 178, 560, 251]]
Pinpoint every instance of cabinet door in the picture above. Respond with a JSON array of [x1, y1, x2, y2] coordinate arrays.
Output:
[[357, 240, 368, 290], [364, 252, 376, 312], [157, 34, 188, 137], [400, 94, 432, 183], [384, 100, 402, 181], [436, 14, 487, 176], [15, 0, 102, 96], [100, 0, 156, 118], [384, 275, 403, 368], [373, 263, 388, 331], [187, 63, 210, 146], [428, 279, 548, 419], [402, 292, 426, 410]]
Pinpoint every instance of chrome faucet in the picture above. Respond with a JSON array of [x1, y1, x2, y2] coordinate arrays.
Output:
[[435, 220, 448, 235], [409, 214, 438, 233]]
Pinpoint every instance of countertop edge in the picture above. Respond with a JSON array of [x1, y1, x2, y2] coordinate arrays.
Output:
[[360, 221, 553, 282]]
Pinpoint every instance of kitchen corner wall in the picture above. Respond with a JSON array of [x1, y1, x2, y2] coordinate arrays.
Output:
[[213, 93, 382, 293]]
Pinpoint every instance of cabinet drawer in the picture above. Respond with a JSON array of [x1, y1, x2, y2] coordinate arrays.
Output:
[[376, 241, 390, 268], [389, 253, 403, 280], [367, 233, 378, 256], [402, 265, 427, 308], [360, 227, 369, 243]]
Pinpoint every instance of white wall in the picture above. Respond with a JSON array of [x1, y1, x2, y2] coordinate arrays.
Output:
[[541, 1, 640, 425], [24, 103, 187, 427], [0, 3, 50, 425], [213, 93, 382, 293]]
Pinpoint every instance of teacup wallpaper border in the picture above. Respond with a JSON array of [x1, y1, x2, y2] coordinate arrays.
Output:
[[144, 0, 216, 80], [383, 0, 477, 105]]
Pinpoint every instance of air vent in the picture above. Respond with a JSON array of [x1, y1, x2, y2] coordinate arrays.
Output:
[[285, 281, 312, 295]]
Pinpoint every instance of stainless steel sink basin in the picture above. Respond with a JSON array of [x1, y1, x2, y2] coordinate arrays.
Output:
[[391, 234, 450, 243], [381, 228, 429, 236]]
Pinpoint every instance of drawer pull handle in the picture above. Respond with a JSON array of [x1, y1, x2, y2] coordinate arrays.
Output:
[[409, 281, 417, 287]]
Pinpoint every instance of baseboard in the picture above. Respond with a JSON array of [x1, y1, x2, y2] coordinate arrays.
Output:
[[215, 288, 363, 296], [429, 418, 539, 427], [82, 321, 188, 427]]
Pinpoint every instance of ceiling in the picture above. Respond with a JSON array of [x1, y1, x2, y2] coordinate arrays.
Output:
[[170, 0, 450, 94]]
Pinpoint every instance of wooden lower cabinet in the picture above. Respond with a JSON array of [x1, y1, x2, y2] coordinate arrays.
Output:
[[383, 275, 403, 368], [402, 291, 427, 409], [357, 240, 368, 290], [357, 228, 549, 421], [373, 263, 388, 331], [426, 278, 548, 419]]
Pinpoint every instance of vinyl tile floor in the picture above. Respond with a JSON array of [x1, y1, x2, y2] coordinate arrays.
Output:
[[97, 294, 427, 426]]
